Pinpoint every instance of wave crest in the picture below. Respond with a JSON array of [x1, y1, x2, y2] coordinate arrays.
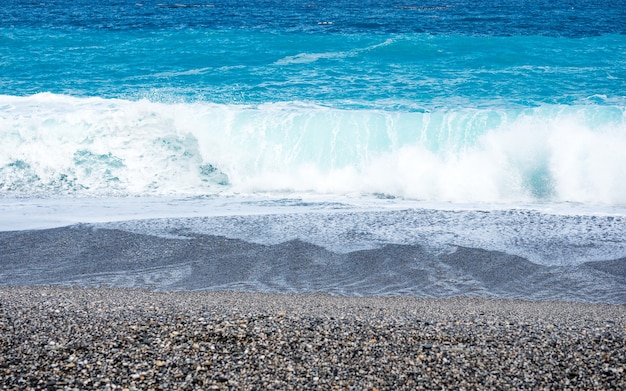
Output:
[[1, 94, 624, 204]]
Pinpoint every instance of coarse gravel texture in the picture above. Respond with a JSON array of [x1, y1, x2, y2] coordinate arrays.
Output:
[[0, 286, 625, 390]]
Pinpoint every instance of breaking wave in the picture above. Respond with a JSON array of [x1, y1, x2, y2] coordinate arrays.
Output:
[[1, 93, 625, 204]]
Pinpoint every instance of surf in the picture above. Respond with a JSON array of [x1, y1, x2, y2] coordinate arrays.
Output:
[[1, 93, 625, 205]]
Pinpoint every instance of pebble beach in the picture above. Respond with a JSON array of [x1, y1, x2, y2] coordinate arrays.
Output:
[[1, 286, 624, 390]]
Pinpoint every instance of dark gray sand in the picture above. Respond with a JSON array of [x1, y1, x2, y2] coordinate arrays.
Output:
[[1, 287, 624, 390], [3, 226, 625, 303]]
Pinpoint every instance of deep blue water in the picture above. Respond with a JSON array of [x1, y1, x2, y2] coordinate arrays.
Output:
[[3, 0, 625, 36]]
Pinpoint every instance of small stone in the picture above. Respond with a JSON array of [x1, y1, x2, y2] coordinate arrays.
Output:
[[1, 286, 624, 391]]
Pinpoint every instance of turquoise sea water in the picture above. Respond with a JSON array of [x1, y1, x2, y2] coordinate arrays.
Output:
[[1, 0, 625, 301], [1, 0, 625, 203]]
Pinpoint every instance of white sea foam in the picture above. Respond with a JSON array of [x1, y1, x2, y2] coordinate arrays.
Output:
[[2, 194, 624, 268], [1, 93, 625, 205], [273, 38, 394, 65]]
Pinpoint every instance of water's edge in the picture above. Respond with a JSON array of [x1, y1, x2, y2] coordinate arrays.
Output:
[[1, 224, 624, 304]]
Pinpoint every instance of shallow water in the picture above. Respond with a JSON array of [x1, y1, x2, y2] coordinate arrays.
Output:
[[1, 197, 624, 303]]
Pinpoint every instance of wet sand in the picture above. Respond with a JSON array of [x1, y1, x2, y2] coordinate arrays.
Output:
[[2, 226, 625, 303], [1, 286, 624, 390]]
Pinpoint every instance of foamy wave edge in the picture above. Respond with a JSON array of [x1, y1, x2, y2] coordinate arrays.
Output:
[[1, 93, 625, 205]]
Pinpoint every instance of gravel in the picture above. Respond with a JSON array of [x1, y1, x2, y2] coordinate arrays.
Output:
[[1, 286, 624, 390]]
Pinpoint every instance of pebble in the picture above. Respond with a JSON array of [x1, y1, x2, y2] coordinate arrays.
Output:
[[0, 286, 624, 390]]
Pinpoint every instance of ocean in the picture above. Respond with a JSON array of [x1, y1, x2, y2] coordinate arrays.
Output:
[[1, 0, 625, 303]]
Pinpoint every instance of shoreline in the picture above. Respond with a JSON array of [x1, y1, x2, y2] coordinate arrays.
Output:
[[2, 223, 625, 304], [1, 286, 624, 390]]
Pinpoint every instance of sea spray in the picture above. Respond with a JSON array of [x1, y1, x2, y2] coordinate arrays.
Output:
[[1, 94, 624, 204]]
